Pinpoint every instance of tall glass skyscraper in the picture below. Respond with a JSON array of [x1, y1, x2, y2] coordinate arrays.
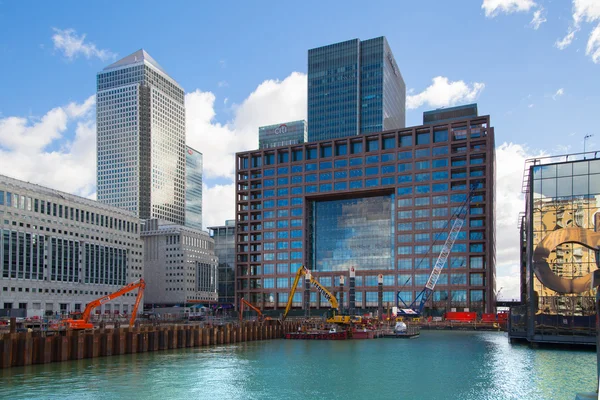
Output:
[[185, 146, 203, 231], [307, 37, 405, 142], [96, 49, 186, 225]]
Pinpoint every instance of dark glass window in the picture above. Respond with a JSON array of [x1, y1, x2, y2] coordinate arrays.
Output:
[[336, 143, 347, 156], [434, 130, 448, 143], [351, 141, 363, 154], [400, 135, 412, 147], [321, 145, 332, 158], [383, 136, 395, 149]]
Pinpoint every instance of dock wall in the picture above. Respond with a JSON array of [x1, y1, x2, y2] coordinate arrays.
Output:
[[0, 321, 286, 369]]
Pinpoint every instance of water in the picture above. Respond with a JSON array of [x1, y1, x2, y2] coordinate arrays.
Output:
[[0, 331, 596, 400]]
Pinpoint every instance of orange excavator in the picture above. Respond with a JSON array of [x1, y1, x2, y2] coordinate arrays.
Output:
[[61, 278, 146, 330], [239, 297, 271, 322]]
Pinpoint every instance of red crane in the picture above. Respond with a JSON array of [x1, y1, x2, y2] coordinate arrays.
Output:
[[61, 279, 146, 330]]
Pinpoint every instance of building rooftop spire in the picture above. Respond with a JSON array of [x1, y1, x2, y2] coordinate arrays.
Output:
[[103, 49, 168, 75]]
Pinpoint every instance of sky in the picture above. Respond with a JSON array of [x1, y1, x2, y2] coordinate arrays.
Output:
[[1, 0, 599, 300]]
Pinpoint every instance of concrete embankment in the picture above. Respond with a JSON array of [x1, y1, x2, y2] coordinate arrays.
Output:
[[0, 321, 288, 369]]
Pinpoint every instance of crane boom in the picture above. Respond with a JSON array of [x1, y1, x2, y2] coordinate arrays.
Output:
[[398, 184, 478, 316], [417, 214, 465, 313], [282, 266, 339, 321], [62, 279, 146, 330]]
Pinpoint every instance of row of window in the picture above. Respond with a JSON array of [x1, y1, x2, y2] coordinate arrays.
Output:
[[240, 290, 486, 304], [0, 190, 138, 234]]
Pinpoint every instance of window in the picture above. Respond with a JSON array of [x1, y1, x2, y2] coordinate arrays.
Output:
[[351, 141, 363, 154], [470, 243, 484, 252], [399, 135, 412, 147], [470, 256, 484, 269], [470, 290, 484, 303], [451, 290, 467, 302], [398, 163, 412, 172], [432, 159, 448, 168], [320, 145, 332, 158], [366, 155, 379, 164], [415, 197, 430, 206], [398, 150, 412, 160], [334, 159, 348, 168], [398, 259, 412, 270], [415, 233, 430, 242], [397, 187, 412, 196], [336, 143, 347, 156], [432, 183, 448, 192], [350, 157, 363, 166], [320, 161, 332, 170], [433, 171, 448, 180], [307, 148, 317, 160], [383, 136, 395, 149], [415, 149, 430, 158], [350, 180, 363, 189], [434, 129, 448, 143], [415, 173, 430, 182], [415, 161, 429, 170], [367, 138, 379, 152], [415, 221, 429, 230], [397, 222, 412, 231], [416, 132, 430, 145], [397, 234, 412, 243], [471, 273, 484, 286], [366, 167, 378, 176]]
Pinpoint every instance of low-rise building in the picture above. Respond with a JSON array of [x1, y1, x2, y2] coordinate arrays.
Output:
[[0, 174, 144, 317], [142, 219, 218, 306]]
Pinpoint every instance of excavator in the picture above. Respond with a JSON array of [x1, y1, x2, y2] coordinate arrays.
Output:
[[239, 297, 271, 322], [61, 278, 146, 330], [282, 266, 350, 324]]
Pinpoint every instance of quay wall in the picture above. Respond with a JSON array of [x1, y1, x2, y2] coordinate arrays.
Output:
[[0, 321, 291, 369]]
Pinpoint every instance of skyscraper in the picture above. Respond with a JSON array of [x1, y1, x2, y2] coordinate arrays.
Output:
[[307, 36, 405, 142], [185, 146, 203, 231], [96, 49, 186, 225]]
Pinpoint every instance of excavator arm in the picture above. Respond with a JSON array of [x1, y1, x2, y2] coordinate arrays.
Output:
[[239, 297, 263, 321], [282, 266, 339, 321], [282, 266, 305, 321], [64, 279, 146, 330]]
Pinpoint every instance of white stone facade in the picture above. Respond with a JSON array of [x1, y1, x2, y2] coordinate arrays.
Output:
[[142, 219, 218, 306], [0, 175, 144, 317]]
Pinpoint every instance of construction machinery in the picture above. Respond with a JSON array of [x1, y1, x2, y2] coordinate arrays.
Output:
[[61, 278, 146, 330], [282, 266, 350, 324], [239, 297, 271, 322], [397, 184, 478, 318]]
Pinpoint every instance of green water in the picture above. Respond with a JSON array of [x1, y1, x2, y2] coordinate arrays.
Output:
[[0, 331, 596, 400]]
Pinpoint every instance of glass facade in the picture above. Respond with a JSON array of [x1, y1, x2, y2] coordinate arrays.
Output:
[[307, 37, 405, 142], [97, 49, 186, 225], [209, 221, 236, 305], [310, 196, 394, 271], [236, 116, 495, 313], [259, 120, 307, 149], [530, 159, 600, 313], [185, 146, 203, 231]]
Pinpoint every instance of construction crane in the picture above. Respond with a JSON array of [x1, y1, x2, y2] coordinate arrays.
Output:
[[282, 266, 349, 323], [397, 184, 478, 317], [61, 279, 146, 330], [239, 297, 271, 322]]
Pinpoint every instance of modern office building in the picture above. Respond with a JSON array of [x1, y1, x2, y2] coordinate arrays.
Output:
[[235, 115, 495, 315], [307, 36, 405, 142], [96, 49, 186, 225], [259, 120, 307, 149], [510, 153, 600, 345], [185, 146, 203, 231], [0, 174, 144, 317], [208, 220, 236, 306], [141, 219, 218, 306], [423, 104, 478, 125]]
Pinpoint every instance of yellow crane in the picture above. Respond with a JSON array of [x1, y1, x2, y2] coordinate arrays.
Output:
[[282, 266, 350, 324]]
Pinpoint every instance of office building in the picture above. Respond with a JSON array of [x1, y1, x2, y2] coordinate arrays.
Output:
[[0, 174, 143, 317], [423, 104, 478, 125], [259, 120, 307, 149], [208, 220, 236, 306], [235, 114, 495, 314], [307, 36, 405, 142], [186, 146, 203, 231], [510, 153, 600, 345], [142, 219, 218, 306], [96, 49, 186, 225]]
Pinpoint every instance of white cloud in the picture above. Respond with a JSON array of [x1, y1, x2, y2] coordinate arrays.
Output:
[[552, 88, 565, 100], [556, 0, 600, 60], [555, 29, 577, 50], [202, 183, 236, 229], [0, 96, 97, 197], [494, 143, 546, 300], [186, 72, 307, 181], [530, 8, 547, 29], [586, 24, 600, 63], [528, 103, 535, 108], [51, 28, 116, 61], [482, 0, 537, 17], [406, 76, 485, 110]]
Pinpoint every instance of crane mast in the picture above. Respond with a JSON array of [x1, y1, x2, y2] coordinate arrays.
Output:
[[398, 184, 477, 316]]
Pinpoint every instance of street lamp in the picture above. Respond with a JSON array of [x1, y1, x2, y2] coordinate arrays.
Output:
[[584, 134, 594, 158]]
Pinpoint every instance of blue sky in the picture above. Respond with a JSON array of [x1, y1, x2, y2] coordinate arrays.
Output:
[[0, 0, 599, 298]]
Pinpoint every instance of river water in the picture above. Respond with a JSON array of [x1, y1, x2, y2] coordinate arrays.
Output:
[[0, 331, 596, 400]]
